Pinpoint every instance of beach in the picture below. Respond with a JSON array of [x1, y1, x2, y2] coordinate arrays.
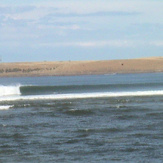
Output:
[[0, 57, 163, 77]]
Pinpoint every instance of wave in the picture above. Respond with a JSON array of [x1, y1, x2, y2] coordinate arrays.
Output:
[[0, 85, 21, 97], [20, 83, 163, 94], [0, 90, 163, 102], [1, 84, 163, 102], [1, 83, 163, 96], [0, 105, 13, 110]]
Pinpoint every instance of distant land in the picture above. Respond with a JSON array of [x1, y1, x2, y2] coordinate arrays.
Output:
[[0, 57, 163, 77]]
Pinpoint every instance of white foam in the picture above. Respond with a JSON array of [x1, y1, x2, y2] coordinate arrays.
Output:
[[0, 85, 21, 97], [0, 90, 163, 102], [0, 105, 13, 110]]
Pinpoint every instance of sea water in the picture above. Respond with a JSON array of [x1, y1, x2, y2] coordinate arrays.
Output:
[[0, 73, 163, 162]]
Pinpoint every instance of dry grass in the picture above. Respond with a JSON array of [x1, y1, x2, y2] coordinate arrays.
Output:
[[0, 57, 163, 77]]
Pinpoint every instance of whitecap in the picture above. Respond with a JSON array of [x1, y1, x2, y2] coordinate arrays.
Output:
[[0, 90, 163, 102], [0, 105, 13, 110], [0, 85, 21, 97]]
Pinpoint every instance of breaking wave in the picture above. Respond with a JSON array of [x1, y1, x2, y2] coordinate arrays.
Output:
[[0, 90, 163, 102], [0, 84, 163, 102], [0, 85, 21, 97], [1, 82, 163, 96], [0, 105, 13, 110]]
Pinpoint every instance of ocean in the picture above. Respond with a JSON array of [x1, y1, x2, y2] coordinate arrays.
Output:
[[0, 73, 163, 162]]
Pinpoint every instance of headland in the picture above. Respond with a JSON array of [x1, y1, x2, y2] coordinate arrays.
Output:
[[0, 57, 163, 77]]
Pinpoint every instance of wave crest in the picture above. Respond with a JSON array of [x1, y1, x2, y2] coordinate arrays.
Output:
[[0, 85, 21, 97], [0, 105, 13, 110], [0, 90, 163, 102]]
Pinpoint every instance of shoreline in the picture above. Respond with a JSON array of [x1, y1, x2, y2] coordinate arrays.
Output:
[[0, 57, 163, 77]]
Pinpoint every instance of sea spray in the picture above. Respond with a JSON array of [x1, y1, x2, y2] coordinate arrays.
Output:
[[0, 105, 13, 110], [0, 90, 163, 102], [0, 85, 21, 97]]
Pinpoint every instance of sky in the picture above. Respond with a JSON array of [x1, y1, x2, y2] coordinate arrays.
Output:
[[0, 0, 162, 62]]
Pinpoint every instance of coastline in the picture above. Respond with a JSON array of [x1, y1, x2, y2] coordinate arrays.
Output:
[[0, 57, 163, 77]]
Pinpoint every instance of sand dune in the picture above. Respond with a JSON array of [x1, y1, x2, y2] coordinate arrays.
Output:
[[0, 57, 163, 77]]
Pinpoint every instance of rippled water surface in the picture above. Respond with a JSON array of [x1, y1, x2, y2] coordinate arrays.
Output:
[[0, 73, 163, 162]]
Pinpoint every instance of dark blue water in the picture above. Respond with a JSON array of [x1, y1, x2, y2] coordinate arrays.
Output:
[[0, 73, 163, 162]]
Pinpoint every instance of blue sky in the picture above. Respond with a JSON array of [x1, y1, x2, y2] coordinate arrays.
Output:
[[0, 0, 162, 62]]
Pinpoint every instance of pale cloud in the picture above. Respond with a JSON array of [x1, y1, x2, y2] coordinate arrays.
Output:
[[0, 40, 133, 48], [0, 0, 162, 25], [36, 40, 163, 48], [150, 41, 163, 47], [32, 0, 163, 15], [0, 7, 140, 22], [39, 40, 136, 48], [6, 7, 53, 20], [0, 40, 135, 48], [0, 0, 162, 62], [37, 24, 81, 30], [71, 40, 134, 48], [0, 0, 162, 20], [0, 6, 35, 14], [42, 11, 140, 18], [59, 25, 80, 30]]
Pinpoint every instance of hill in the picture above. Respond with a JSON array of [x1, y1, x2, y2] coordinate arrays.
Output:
[[0, 57, 163, 77]]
